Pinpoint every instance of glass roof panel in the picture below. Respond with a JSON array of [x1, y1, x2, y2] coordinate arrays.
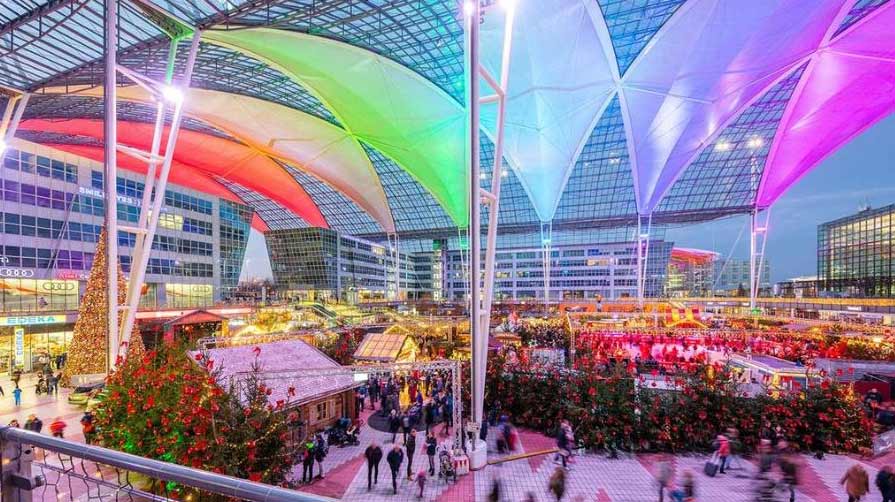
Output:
[[215, 177, 309, 231], [834, 0, 890, 37], [553, 96, 638, 223], [283, 164, 384, 235], [364, 144, 454, 234], [596, 0, 686, 75], [479, 137, 539, 227], [657, 63, 808, 213]]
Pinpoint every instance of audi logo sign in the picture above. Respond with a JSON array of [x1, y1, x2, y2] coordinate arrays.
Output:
[[0, 268, 35, 278], [40, 282, 76, 292]]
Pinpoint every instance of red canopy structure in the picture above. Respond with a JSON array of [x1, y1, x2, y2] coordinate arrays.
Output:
[[19, 118, 327, 228]]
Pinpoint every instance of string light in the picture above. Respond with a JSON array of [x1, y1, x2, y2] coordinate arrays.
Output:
[[63, 227, 144, 386]]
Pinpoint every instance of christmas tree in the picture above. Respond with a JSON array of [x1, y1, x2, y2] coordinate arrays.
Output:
[[62, 227, 144, 386], [96, 341, 298, 498]]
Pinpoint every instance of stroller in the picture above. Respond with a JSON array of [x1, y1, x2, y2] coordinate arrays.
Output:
[[326, 417, 361, 447], [438, 448, 457, 483]]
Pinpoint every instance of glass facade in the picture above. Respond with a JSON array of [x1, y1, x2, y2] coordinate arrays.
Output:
[[219, 199, 255, 298], [444, 240, 673, 301], [818, 205, 895, 297]]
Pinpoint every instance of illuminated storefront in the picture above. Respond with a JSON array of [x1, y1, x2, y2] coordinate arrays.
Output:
[[0, 314, 74, 372]]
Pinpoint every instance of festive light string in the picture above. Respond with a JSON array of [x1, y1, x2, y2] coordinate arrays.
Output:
[[62, 227, 144, 386]]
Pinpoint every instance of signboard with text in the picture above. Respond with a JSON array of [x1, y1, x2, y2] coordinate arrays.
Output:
[[0, 314, 67, 327], [14, 327, 24, 367]]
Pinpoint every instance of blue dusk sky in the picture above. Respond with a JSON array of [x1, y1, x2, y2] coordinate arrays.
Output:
[[241, 115, 895, 284]]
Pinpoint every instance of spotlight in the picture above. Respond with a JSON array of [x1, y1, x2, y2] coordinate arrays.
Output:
[[463, 1, 475, 16], [747, 137, 764, 149], [500, 169, 508, 177], [161, 86, 183, 104], [714, 140, 732, 152], [479, 173, 487, 180]]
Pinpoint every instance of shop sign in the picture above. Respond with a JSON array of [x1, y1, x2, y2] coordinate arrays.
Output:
[[0, 315, 67, 326], [78, 186, 142, 207], [14, 328, 24, 367], [0, 267, 35, 278]]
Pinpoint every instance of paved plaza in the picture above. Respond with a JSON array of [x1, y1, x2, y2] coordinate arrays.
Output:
[[1, 376, 892, 502]]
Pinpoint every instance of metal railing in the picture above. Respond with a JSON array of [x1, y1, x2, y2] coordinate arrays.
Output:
[[0, 427, 336, 502]]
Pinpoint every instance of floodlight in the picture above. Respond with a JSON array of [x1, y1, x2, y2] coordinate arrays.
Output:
[[747, 137, 764, 149], [161, 86, 184, 104], [500, 169, 508, 177], [714, 140, 732, 152], [463, 1, 475, 17]]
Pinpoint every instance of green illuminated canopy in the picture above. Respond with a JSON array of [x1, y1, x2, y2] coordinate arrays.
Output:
[[203, 28, 469, 227]]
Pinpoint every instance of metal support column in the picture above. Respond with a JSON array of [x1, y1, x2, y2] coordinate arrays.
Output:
[[104, 0, 119, 372], [480, 0, 516, 353], [467, 0, 484, 433], [636, 213, 653, 308], [749, 208, 771, 310], [117, 33, 202, 363], [541, 222, 553, 312]]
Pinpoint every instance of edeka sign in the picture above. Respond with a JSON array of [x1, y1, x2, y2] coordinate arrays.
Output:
[[0, 315, 67, 326], [14, 327, 24, 367]]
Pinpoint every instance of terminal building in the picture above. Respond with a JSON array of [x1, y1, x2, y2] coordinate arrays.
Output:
[[818, 205, 895, 298], [0, 141, 253, 368]]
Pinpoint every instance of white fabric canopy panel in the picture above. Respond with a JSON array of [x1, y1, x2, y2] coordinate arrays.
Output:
[[55, 85, 396, 232], [480, 0, 617, 222], [620, 0, 849, 214]]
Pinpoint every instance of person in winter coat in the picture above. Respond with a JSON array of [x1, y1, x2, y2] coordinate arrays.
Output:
[[49, 417, 66, 438], [24, 414, 42, 433], [389, 410, 401, 443], [840, 464, 869, 502], [365, 441, 383, 491], [876, 465, 895, 502], [387, 444, 404, 494], [405, 429, 417, 480], [301, 441, 315, 484], [426, 433, 438, 476], [715, 433, 730, 475], [314, 434, 327, 479]]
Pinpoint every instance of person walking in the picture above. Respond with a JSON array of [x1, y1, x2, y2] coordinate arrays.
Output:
[[49, 417, 66, 438], [715, 433, 730, 475], [670, 470, 695, 502], [877, 465, 895, 502], [389, 410, 401, 443], [656, 461, 673, 502], [406, 429, 417, 480], [365, 441, 383, 491], [48, 372, 59, 396], [840, 464, 869, 502], [777, 441, 800, 502], [24, 414, 42, 433], [402, 413, 412, 445], [13, 386, 22, 406], [549, 466, 566, 501], [301, 440, 315, 484], [387, 444, 404, 494], [426, 432, 437, 476], [424, 400, 435, 435], [556, 420, 573, 468], [314, 434, 327, 479], [416, 469, 426, 498]]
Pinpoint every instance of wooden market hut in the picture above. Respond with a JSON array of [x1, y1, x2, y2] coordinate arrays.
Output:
[[194, 339, 360, 441], [353, 327, 420, 363]]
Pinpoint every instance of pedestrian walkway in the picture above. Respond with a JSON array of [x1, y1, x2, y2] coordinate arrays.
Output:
[[296, 415, 895, 502]]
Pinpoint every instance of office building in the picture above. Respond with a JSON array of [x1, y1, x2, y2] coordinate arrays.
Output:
[[665, 248, 718, 297], [818, 205, 895, 297], [712, 257, 771, 296], [0, 141, 253, 369]]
